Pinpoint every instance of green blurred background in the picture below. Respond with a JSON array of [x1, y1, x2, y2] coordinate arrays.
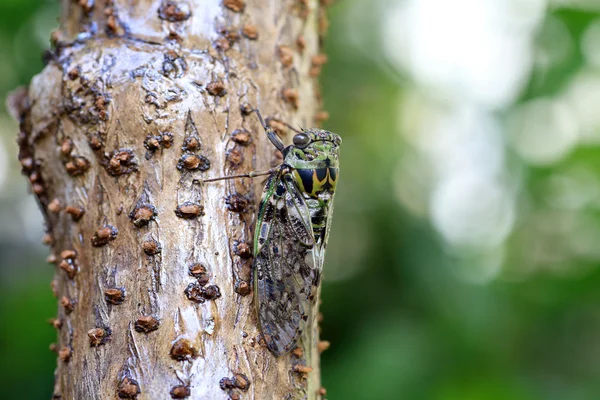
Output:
[[2, 0, 600, 399]]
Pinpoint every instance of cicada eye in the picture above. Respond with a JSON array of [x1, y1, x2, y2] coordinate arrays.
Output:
[[293, 133, 311, 148]]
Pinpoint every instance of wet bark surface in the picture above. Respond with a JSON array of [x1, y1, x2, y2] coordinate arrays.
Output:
[[11, 0, 329, 398]]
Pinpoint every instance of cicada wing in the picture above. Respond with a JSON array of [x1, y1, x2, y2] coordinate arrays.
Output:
[[254, 172, 318, 356], [254, 170, 281, 256], [317, 191, 336, 271], [283, 174, 315, 247]]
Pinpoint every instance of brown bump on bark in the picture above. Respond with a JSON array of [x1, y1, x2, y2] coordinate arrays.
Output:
[[278, 46, 294, 68], [170, 338, 198, 361], [202, 285, 221, 300], [319, 10, 329, 36], [65, 156, 91, 176], [20, 157, 34, 171], [51, 279, 58, 298], [282, 88, 299, 109], [297, 0, 309, 20], [32, 182, 45, 195], [291, 347, 303, 358], [219, 377, 233, 390], [60, 249, 77, 259], [91, 225, 118, 247], [239, 103, 253, 116], [65, 205, 85, 221], [315, 110, 329, 124], [223, 29, 240, 43], [88, 133, 103, 150], [58, 347, 72, 362], [59, 259, 77, 279], [182, 136, 200, 151], [317, 311, 324, 322], [223, 0, 245, 12], [231, 129, 252, 145], [60, 139, 73, 156], [161, 132, 174, 148], [67, 67, 80, 80], [214, 37, 231, 52], [175, 202, 204, 219], [267, 119, 287, 138], [220, 374, 250, 391], [158, 1, 191, 22], [317, 340, 330, 353], [177, 153, 210, 171], [104, 287, 126, 305], [234, 280, 251, 296], [117, 377, 140, 399], [129, 204, 156, 227], [309, 54, 328, 78], [293, 365, 313, 374], [170, 385, 191, 399], [49, 343, 58, 353], [88, 327, 111, 346], [134, 316, 160, 333], [309, 66, 320, 78], [184, 281, 205, 303], [106, 14, 125, 36], [312, 53, 328, 66], [226, 148, 243, 167], [233, 241, 252, 259], [142, 238, 161, 255], [48, 318, 62, 330], [232, 373, 250, 391], [207, 81, 227, 97], [296, 35, 306, 52], [189, 262, 207, 277], [28, 171, 40, 183], [106, 149, 138, 176], [42, 233, 53, 246], [46, 254, 57, 264], [225, 194, 249, 213], [79, 0, 94, 13], [317, 387, 327, 396], [60, 296, 74, 314], [242, 24, 258, 40], [144, 135, 161, 151]]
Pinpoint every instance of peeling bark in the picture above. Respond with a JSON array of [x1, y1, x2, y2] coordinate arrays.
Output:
[[11, 0, 329, 398]]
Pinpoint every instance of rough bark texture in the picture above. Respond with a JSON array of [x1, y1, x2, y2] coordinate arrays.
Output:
[[11, 0, 329, 398]]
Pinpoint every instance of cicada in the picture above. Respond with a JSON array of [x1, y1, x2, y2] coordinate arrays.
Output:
[[206, 110, 341, 356]]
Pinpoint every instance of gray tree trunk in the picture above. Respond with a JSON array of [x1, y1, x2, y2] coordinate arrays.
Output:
[[10, 0, 329, 398]]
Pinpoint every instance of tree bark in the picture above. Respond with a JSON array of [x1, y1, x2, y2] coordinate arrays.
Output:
[[11, 0, 328, 398]]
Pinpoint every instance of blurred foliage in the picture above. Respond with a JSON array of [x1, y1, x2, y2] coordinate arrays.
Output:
[[2, 1, 600, 399]]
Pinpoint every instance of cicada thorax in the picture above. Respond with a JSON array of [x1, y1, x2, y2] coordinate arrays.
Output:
[[291, 167, 339, 198], [283, 131, 341, 250]]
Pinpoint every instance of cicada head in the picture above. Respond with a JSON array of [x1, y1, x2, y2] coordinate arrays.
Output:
[[284, 129, 341, 170], [285, 129, 341, 197]]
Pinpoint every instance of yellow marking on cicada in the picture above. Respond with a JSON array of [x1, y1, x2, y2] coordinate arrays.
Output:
[[293, 167, 338, 197]]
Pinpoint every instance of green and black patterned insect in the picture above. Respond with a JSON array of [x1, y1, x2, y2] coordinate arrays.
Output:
[[205, 110, 341, 356]]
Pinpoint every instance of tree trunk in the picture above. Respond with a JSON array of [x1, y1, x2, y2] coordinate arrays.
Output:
[[11, 0, 328, 398]]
